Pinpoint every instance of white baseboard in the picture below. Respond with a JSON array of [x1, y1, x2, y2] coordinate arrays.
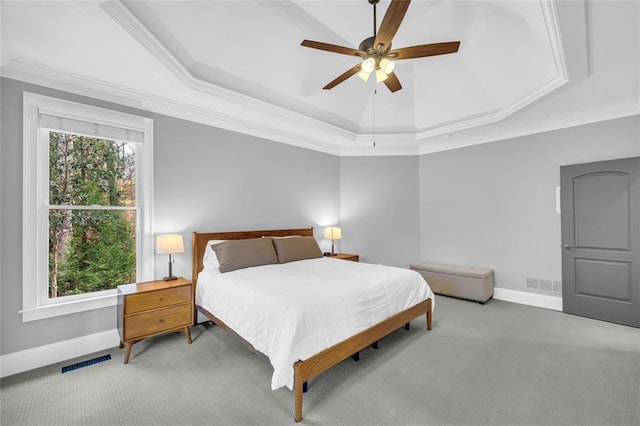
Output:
[[493, 287, 563, 311], [0, 328, 119, 378]]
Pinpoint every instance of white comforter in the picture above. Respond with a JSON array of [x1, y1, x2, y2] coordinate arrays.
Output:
[[196, 257, 434, 390]]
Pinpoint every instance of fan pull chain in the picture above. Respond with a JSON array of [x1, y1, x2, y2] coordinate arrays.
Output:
[[373, 88, 376, 147]]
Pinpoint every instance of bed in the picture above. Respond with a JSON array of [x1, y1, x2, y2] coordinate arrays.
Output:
[[191, 227, 434, 421]]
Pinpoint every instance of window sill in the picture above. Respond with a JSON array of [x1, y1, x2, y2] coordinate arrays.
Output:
[[20, 291, 117, 322]]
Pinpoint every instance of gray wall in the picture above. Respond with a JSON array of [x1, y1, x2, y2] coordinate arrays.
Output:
[[2, 74, 639, 358], [153, 115, 340, 279], [419, 115, 640, 294], [340, 156, 420, 267], [0, 77, 340, 355], [0, 78, 152, 356]]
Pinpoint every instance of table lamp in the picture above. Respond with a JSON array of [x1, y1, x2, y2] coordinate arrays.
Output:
[[156, 234, 184, 281], [324, 227, 342, 255]]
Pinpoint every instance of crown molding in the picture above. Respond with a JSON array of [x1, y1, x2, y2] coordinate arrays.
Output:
[[3, 55, 637, 159], [0, 56, 350, 155], [415, 73, 568, 141], [418, 99, 640, 155], [542, 0, 570, 80]]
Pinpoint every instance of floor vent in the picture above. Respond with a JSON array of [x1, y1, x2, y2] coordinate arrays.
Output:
[[61, 354, 111, 374]]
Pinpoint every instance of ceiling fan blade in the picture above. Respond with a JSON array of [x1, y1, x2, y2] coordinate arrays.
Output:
[[374, 0, 411, 52], [383, 71, 402, 93], [323, 64, 362, 90], [301, 40, 366, 57], [388, 41, 461, 60]]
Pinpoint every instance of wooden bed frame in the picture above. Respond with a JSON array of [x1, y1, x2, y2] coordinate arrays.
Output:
[[191, 227, 432, 422]]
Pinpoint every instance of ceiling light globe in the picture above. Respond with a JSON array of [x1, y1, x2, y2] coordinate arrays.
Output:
[[357, 70, 371, 82], [375, 68, 389, 83], [361, 58, 375, 73], [380, 58, 395, 75]]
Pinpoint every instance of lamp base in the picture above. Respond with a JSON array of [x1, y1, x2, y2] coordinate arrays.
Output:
[[163, 275, 178, 281]]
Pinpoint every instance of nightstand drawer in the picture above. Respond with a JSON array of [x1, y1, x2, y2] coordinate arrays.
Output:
[[125, 285, 191, 314], [125, 303, 192, 340]]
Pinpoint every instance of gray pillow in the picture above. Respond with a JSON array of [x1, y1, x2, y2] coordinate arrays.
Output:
[[272, 236, 322, 264], [213, 237, 278, 273]]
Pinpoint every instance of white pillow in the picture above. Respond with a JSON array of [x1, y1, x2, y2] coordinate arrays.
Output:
[[203, 240, 226, 270]]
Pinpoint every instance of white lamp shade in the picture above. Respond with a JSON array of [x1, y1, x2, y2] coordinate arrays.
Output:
[[324, 227, 342, 240], [156, 234, 184, 255]]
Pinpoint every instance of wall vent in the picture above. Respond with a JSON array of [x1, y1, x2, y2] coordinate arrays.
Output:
[[525, 277, 561, 294], [539, 279, 553, 292], [526, 277, 539, 290], [553, 280, 562, 293]]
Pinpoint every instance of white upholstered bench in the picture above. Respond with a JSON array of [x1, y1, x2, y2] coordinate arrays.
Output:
[[410, 261, 494, 304]]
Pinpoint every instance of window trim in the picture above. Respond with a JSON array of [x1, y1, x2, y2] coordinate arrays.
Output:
[[21, 93, 154, 322]]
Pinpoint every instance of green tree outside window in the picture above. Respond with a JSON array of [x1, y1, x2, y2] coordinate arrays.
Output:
[[48, 132, 136, 298]]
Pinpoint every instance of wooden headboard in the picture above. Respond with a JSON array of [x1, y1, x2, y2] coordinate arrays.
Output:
[[191, 227, 314, 285]]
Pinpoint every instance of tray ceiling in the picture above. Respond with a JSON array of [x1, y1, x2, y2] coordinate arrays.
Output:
[[1, 1, 638, 156]]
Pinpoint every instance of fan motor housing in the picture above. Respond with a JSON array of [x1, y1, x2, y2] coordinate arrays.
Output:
[[359, 36, 390, 56]]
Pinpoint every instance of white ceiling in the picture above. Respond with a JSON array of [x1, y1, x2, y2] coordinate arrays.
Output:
[[1, 0, 638, 156]]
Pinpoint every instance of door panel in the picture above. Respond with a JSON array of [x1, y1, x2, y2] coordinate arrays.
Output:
[[574, 172, 630, 250], [561, 157, 639, 328], [575, 258, 631, 301]]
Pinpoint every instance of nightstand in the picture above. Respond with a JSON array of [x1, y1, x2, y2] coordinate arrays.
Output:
[[330, 253, 359, 262], [117, 277, 193, 364]]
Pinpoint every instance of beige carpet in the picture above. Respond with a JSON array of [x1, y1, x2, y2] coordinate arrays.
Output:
[[2, 296, 639, 425]]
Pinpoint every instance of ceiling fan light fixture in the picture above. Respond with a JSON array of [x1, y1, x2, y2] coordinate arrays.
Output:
[[357, 69, 371, 82], [301, 0, 460, 93], [361, 57, 375, 73], [375, 68, 389, 83], [380, 57, 395, 75]]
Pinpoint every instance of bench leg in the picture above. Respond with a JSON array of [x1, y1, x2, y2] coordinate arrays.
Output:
[[351, 352, 360, 362], [404, 322, 410, 330]]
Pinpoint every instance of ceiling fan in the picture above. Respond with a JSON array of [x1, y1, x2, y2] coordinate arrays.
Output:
[[301, 0, 460, 93]]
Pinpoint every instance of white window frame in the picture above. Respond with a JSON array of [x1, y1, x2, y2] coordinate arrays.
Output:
[[21, 93, 154, 322]]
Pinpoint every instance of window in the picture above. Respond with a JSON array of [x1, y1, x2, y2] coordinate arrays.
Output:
[[22, 93, 154, 321], [48, 133, 137, 297]]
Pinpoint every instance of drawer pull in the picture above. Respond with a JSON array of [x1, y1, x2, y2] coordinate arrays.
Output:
[[159, 319, 164, 323], [159, 297, 164, 301]]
